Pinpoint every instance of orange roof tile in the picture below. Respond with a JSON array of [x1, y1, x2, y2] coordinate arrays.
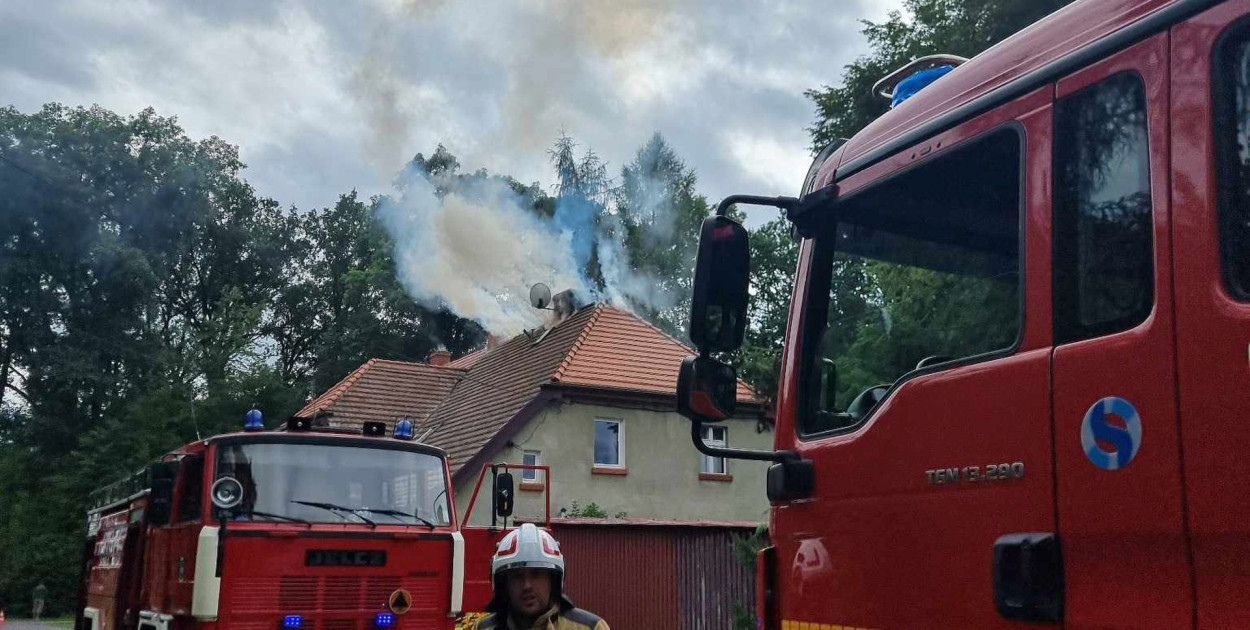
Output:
[[552, 307, 756, 401], [447, 348, 487, 369], [423, 306, 601, 476], [295, 359, 463, 429]]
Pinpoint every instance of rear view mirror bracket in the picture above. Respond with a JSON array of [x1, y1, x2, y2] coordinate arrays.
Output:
[[788, 185, 838, 239], [677, 355, 803, 466]]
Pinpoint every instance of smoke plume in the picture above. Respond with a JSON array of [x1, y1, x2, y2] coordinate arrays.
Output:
[[379, 158, 678, 338], [378, 168, 589, 337]]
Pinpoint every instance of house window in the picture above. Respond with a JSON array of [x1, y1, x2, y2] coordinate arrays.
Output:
[[522, 450, 540, 481], [593, 419, 622, 467], [701, 426, 727, 475]]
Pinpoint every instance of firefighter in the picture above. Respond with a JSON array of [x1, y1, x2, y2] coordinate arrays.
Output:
[[471, 523, 608, 630]]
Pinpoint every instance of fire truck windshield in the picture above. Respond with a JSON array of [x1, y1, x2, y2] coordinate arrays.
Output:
[[801, 128, 1022, 436], [214, 441, 451, 526]]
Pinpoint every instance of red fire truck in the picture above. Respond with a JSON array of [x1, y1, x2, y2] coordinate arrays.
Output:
[[77, 412, 478, 630], [677, 0, 1250, 628]]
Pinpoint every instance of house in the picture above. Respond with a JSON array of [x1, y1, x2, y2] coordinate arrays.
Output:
[[295, 301, 771, 525]]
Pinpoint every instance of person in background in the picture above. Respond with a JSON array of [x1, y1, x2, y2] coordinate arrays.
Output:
[[31, 583, 47, 622]]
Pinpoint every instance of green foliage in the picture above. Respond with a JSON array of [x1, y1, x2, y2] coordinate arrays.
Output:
[[738, 215, 800, 401], [730, 524, 769, 572], [824, 259, 1018, 406], [805, 0, 1074, 151], [561, 501, 609, 518], [0, 104, 482, 613], [732, 602, 755, 630], [729, 525, 769, 630], [614, 133, 711, 339]]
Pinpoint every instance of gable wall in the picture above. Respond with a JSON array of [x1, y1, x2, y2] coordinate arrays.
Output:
[[453, 400, 771, 526]]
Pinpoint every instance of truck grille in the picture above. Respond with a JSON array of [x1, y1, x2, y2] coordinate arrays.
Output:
[[226, 576, 443, 630]]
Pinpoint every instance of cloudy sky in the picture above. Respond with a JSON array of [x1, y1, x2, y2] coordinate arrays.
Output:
[[2, 0, 901, 212]]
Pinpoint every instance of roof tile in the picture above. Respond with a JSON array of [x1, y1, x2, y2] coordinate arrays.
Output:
[[295, 359, 463, 428]]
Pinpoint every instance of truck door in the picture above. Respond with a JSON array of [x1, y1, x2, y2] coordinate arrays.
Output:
[[778, 86, 1057, 629], [1172, 3, 1250, 628], [165, 455, 204, 615], [1050, 33, 1192, 630]]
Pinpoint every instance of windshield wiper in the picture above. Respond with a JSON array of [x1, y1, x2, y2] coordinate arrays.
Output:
[[238, 510, 313, 527], [290, 500, 376, 528], [366, 508, 437, 529]]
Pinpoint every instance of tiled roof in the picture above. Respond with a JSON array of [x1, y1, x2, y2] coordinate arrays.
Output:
[[423, 306, 601, 476], [447, 348, 486, 369], [551, 307, 756, 401], [294, 359, 463, 428], [298, 304, 761, 480]]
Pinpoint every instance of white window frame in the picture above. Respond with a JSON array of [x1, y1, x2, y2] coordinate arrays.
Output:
[[593, 419, 624, 467], [701, 425, 727, 475], [522, 450, 541, 481]]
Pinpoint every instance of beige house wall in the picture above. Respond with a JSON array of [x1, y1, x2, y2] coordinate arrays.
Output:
[[453, 400, 772, 526]]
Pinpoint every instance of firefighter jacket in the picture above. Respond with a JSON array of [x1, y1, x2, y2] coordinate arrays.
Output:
[[470, 601, 609, 630]]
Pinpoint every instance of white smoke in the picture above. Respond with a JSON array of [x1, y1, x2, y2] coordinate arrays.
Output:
[[378, 169, 587, 337], [594, 211, 676, 313]]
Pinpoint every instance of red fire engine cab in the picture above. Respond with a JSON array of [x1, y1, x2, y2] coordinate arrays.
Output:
[[77, 412, 470, 630], [677, 0, 1250, 628]]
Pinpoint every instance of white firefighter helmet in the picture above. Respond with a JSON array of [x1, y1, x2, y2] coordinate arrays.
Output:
[[491, 523, 565, 577]]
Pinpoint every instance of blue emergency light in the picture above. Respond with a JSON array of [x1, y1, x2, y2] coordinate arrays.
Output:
[[394, 418, 415, 440], [891, 65, 956, 108], [282, 615, 303, 629], [244, 407, 265, 432], [374, 613, 396, 628]]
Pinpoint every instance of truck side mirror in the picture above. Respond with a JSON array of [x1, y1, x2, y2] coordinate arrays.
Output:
[[690, 216, 750, 353], [147, 462, 178, 526], [677, 355, 738, 422], [494, 472, 514, 518]]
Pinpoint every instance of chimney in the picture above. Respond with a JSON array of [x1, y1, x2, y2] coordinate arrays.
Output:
[[551, 289, 580, 323], [486, 334, 501, 350], [428, 350, 451, 367]]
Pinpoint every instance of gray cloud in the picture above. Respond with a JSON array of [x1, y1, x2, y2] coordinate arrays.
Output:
[[0, 0, 900, 213]]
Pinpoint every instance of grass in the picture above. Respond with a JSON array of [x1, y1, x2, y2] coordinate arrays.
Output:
[[11, 617, 76, 628]]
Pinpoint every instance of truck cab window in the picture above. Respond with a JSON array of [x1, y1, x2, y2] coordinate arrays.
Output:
[[802, 128, 1022, 436], [1053, 71, 1153, 341], [1216, 29, 1250, 300], [177, 456, 204, 522]]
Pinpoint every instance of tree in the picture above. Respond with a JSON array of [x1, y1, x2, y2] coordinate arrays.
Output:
[[733, 0, 1076, 401], [738, 214, 799, 401], [297, 190, 484, 394], [805, 0, 1074, 151], [549, 133, 612, 294], [0, 103, 313, 614], [615, 133, 710, 338]]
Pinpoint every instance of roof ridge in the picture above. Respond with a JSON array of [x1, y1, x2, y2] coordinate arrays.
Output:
[[574, 305, 762, 400], [609, 304, 696, 354], [550, 303, 606, 384], [372, 357, 467, 372]]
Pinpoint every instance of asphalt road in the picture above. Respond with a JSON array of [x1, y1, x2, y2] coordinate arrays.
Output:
[[3, 620, 64, 630]]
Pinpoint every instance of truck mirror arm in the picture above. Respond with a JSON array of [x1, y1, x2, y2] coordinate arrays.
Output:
[[712, 187, 836, 239], [688, 415, 800, 464]]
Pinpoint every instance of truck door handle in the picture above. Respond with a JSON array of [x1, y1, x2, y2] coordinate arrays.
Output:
[[992, 532, 1063, 622]]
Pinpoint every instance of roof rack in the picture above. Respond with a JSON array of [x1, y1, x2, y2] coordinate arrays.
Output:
[[872, 54, 969, 104]]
